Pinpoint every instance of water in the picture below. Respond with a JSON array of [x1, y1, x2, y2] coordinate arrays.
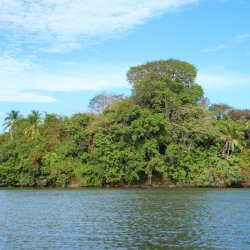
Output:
[[0, 188, 250, 249]]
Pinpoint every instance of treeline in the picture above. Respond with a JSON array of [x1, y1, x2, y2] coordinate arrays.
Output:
[[0, 59, 249, 187]]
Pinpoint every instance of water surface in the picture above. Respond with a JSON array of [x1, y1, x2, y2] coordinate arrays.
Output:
[[0, 188, 250, 249]]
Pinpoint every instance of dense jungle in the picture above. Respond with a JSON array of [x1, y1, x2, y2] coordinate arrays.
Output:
[[0, 59, 249, 187]]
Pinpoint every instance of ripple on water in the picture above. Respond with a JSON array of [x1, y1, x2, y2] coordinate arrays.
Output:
[[0, 188, 250, 249]]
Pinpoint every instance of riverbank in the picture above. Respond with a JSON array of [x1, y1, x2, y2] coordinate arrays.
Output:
[[1, 182, 250, 188]]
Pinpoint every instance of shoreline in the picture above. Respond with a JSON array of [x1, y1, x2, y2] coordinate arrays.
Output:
[[1, 183, 250, 189]]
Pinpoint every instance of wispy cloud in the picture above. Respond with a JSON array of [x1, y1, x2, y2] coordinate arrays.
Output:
[[200, 32, 250, 53], [0, 56, 56, 102], [198, 70, 250, 89], [0, 90, 56, 103], [200, 44, 226, 53], [0, 0, 199, 53], [0, 55, 130, 102], [217, 0, 231, 3], [0, 55, 38, 72], [33, 74, 128, 92], [232, 33, 250, 43]]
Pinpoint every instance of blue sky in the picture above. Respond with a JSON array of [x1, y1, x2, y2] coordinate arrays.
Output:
[[0, 0, 249, 126]]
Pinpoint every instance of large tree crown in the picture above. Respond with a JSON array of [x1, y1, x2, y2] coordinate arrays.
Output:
[[127, 59, 197, 87]]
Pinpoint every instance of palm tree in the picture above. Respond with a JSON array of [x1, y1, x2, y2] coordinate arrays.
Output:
[[246, 121, 250, 137], [24, 110, 43, 141], [221, 136, 238, 156], [3, 110, 22, 141], [220, 121, 244, 157]]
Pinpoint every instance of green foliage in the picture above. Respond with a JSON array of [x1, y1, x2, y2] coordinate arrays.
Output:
[[24, 110, 43, 141], [3, 110, 23, 141], [209, 104, 232, 120], [227, 109, 250, 121], [127, 59, 203, 118], [0, 59, 249, 187]]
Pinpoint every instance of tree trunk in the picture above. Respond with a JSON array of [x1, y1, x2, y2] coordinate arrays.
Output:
[[10, 129, 13, 141], [163, 100, 169, 119], [102, 178, 106, 188], [147, 171, 152, 185]]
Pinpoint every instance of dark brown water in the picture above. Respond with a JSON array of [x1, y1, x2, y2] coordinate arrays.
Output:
[[0, 188, 250, 249]]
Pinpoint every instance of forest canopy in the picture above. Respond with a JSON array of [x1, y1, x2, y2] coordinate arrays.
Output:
[[0, 59, 249, 187]]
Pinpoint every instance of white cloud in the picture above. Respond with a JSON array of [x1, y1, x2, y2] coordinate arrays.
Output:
[[232, 33, 250, 43], [0, 0, 199, 52], [200, 32, 250, 54], [198, 70, 250, 89], [0, 55, 130, 102], [0, 56, 57, 102], [200, 44, 226, 53], [33, 74, 128, 92], [217, 0, 231, 3], [0, 90, 56, 103], [0, 55, 38, 72]]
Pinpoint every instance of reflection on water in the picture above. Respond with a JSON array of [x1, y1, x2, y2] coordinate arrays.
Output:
[[0, 188, 250, 249]]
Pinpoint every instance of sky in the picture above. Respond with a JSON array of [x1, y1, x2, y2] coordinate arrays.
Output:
[[0, 0, 249, 127]]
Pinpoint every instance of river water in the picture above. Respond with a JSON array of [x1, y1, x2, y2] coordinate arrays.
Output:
[[0, 188, 250, 249]]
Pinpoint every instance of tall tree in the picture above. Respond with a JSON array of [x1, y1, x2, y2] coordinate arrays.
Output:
[[127, 59, 198, 87], [3, 110, 22, 141], [227, 109, 250, 121], [218, 120, 245, 157], [209, 104, 232, 120], [127, 59, 203, 118], [88, 92, 123, 114], [24, 110, 43, 141]]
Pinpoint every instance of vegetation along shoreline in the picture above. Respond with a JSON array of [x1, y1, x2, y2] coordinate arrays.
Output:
[[0, 59, 249, 188]]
